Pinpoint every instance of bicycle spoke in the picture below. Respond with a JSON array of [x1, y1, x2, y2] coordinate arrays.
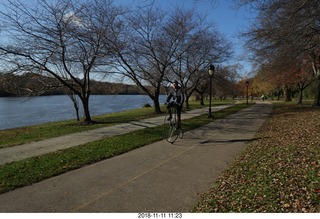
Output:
[[179, 129, 183, 139], [163, 106, 180, 143]]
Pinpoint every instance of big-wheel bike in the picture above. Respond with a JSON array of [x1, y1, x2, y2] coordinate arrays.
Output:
[[163, 104, 183, 144]]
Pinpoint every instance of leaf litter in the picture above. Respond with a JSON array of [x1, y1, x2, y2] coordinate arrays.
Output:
[[193, 103, 320, 212]]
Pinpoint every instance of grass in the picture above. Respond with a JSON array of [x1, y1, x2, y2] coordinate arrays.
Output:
[[0, 107, 162, 148], [0, 101, 247, 194], [0, 100, 233, 148], [193, 102, 320, 213]]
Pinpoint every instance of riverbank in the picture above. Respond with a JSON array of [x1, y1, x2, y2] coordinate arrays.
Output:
[[0, 95, 167, 130], [0, 100, 232, 148]]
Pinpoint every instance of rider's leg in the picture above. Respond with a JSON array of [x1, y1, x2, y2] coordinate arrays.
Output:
[[167, 102, 173, 120], [177, 105, 182, 129]]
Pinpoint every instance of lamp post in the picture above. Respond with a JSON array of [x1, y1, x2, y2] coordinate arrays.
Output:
[[246, 80, 249, 105], [208, 64, 215, 119]]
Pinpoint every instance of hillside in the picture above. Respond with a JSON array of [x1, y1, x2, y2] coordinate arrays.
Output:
[[0, 73, 146, 97]]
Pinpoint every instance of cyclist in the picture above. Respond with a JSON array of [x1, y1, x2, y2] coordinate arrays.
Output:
[[166, 80, 183, 129]]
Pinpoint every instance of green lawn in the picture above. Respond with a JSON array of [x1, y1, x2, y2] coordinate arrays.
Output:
[[0, 100, 233, 148]]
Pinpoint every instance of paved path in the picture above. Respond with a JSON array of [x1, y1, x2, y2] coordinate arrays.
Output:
[[0, 105, 231, 166], [0, 102, 272, 212]]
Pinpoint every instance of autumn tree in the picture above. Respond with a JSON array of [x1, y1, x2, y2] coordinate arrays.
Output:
[[237, 0, 320, 105]]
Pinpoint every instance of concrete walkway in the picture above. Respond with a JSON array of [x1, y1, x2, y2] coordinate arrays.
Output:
[[0, 102, 272, 212], [0, 105, 231, 166]]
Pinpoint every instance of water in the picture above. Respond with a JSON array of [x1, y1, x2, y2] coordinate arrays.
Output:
[[0, 95, 166, 130]]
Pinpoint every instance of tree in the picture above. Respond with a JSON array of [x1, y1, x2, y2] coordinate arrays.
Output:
[[214, 65, 240, 99], [0, 0, 123, 123], [111, 6, 175, 113], [194, 69, 210, 105], [111, 4, 233, 113], [163, 8, 232, 109], [112, 6, 201, 113], [237, 0, 320, 105], [172, 28, 232, 109]]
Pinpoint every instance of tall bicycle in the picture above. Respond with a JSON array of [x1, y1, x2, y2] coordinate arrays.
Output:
[[163, 104, 183, 144]]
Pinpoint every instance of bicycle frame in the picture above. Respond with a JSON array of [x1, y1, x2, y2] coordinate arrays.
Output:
[[163, 105, 183, 144]]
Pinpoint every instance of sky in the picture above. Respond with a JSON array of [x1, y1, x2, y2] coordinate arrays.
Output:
[[117, 0, 257, 77], [167, 0, 257, 76], [0, 0, 257, 77]]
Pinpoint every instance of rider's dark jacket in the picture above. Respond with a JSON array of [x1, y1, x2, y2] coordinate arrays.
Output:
[[166, 85, 182, 106]]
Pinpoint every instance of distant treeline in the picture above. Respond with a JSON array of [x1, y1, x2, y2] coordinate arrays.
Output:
[[0, 73, 147, 97]]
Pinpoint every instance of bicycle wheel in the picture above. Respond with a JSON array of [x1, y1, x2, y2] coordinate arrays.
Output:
[[179, 129, 184, 139], [163, 106, 180, 144]]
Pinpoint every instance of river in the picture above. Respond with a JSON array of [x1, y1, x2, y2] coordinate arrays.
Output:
[[0, 95, 166, 130]]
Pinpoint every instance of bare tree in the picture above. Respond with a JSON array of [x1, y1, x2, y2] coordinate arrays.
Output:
[[164, 9, 215, 109], [112, 5, 232, 112], [161, 5, 234, 108], [0, 0, 123, 124], [183, 32, 232, 108], [194, 70, 210, 106], [112, 6, 195, 113], [217, 65, 241, 99]]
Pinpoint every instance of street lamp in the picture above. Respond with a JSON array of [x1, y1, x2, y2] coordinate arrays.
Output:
[[246, 80, 249, 105], [208, 64, 215, 119]]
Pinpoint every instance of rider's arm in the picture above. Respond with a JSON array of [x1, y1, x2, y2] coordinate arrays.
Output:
[[175, 90, 182, 105], [166, 92, 172, 103]]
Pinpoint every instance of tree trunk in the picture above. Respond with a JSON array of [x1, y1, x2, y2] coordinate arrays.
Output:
[[298, 88, 303, 105], [152, 93, 162, 114], [285, 88, 292, 102], [314, 76, 320, 106], [185, 96, 190, 110], [74, 101, 80, 121], [200, 94, 204, 106], [81, 95, 92, 124], [149, 91, 162, 114], [68, 93, 80, 121]]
